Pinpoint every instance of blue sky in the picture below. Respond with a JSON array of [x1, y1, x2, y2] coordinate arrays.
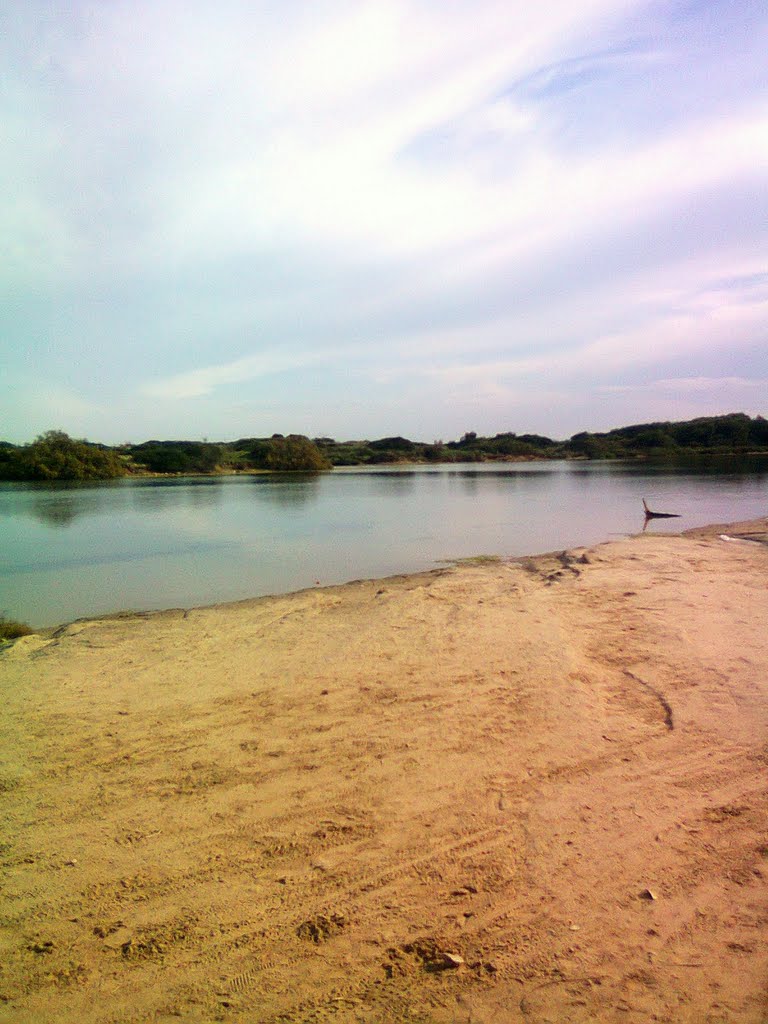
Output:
[[1, 0, 766, 444]]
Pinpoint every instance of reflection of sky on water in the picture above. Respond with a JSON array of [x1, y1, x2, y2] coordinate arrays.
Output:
[[1, 460, 766, 626]]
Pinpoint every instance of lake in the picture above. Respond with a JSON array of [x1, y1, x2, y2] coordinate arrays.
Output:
[[1, 458, 766, 628]]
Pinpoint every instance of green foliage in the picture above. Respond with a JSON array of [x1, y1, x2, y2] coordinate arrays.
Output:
[[263, 435, 332, 472], [246, 440, 272, 466], [128, 441, 223, 474], [445, 431, 558, 460], [157, 416, 768, 468], [0, 442, 18, 474], [368, 436, 416, 452], [0, 431, 126, 481], [313, 439, 377, 466], [423, 443, 454, 462], [569, 432, 618, 459], [749, 415, 768, 445], [633, 429, 677, 450], [0, 615, 34, 641], [569, 413, 766, 458], [2, 414, 766, 480]]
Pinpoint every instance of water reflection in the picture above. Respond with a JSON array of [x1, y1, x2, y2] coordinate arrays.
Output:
[[131, 478, 224, 514], [249, 474, 321, 506], [4, 460, 767, 628], [27, 482, 112, 527], [443, 468, 558, 479], [459, 473, 480, 495], [653, 454, 768, 476], [577, 455, 768, 479], [364, 472, 417, 495]]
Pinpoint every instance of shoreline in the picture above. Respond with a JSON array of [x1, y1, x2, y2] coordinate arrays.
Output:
[[2, 519, 767, 1022], [12, 516, 768, 638], [2, 447, 767, 487]]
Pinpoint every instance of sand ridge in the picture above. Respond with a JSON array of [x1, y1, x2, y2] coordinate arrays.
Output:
[[1, 521, 767, 1022]]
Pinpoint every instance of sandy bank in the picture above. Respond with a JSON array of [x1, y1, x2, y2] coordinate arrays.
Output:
[[1, 521, 767, 1023]]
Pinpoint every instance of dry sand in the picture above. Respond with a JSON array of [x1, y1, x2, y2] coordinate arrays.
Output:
[[1, 520, 767, 1024]]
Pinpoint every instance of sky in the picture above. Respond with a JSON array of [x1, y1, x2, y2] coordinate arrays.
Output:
[[1, 0, 767, 445]]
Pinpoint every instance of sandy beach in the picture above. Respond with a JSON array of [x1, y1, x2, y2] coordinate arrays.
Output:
[[1, 520, 767, 1024]]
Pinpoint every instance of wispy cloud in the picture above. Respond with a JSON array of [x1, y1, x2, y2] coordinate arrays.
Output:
[[601, 377, 768, 395], [141, 349, 336, 400], [0, 0, 766, 442]]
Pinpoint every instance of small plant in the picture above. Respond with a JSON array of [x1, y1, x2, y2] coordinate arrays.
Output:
[[0, 615, 34, 642], [437, 554, 502, 567]]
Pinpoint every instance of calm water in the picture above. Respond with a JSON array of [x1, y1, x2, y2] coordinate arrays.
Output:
[[1, 459, 766, 627]]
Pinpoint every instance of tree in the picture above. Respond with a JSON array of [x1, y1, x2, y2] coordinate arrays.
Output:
[[128, 441, 222, 474], [633, 428, 676, 450], [0, 431, 126, 481], [569, 432, 614, 458], [264, 435, 332, 472]]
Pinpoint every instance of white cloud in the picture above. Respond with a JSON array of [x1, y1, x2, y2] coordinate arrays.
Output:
[[141, 349, 334, 400], [6, 2, 767, 282], [400, 284, 768, 392], [1, 1, 767, 441], [2, 0, 654, 266]]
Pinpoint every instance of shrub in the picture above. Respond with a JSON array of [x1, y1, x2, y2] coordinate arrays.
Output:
[[0, 431, 126, 481], [128, 441, 223, 474], [0, 615, 34, 641], [264, 435, 332, 472]]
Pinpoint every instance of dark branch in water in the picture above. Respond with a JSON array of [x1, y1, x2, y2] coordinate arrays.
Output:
[[643, 499, 681, 519]]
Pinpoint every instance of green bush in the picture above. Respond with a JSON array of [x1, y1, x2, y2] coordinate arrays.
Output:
[[264, 435, 332, 472], [128, 441, 223, 474], [0, 615, 34, 641], [0, 431, 126, 481]]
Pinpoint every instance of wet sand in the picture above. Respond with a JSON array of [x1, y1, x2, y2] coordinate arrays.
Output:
[[1, 520, 767, 1023]]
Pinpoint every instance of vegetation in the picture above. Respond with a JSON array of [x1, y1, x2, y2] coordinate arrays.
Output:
[[0, 615, 34, 642], [261, 435, 332, 472], [1, 415, 766, 481], [224, 434, 332, 471], [567, 412, 768, 459], [128, 440, 224, 474], [309, 433, 555, 465], [311, 414, 768, 464], [0, 431, 126, 481]]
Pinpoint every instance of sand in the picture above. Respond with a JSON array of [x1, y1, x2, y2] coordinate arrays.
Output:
[[1, 520, 767, 1024]]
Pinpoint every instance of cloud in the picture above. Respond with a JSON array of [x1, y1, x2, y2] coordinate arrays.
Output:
[[141, 349, 333, 400], [374, 278, 768, 438], [512, 42, 666, 99], [4, 4, 764, 276], [0, 0, 766, 442], [601, 377, 768, 396], [1, 0, 668, 272]]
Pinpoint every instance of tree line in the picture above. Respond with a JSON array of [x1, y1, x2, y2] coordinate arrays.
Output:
[[1, 413, 767, 481]]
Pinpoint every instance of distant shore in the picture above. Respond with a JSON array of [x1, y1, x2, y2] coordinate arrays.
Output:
[[4, 450, 768, 489], [3, 413, 767, 481]]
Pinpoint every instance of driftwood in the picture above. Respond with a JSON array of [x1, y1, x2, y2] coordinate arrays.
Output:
[[643, 499, 681, 519]]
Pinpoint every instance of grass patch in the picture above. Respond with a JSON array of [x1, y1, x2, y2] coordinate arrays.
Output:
[[0, 774, 21, 794], [437, 554, 502, 566], [0, 615, 34, 642]]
